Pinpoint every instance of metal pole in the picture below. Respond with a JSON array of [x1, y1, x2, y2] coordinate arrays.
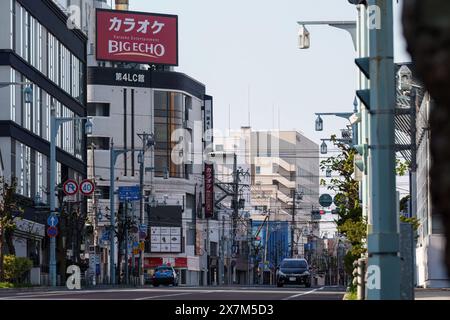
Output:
[[291, 191, 295, 258], [139, 148, 145, 286], [110, 140, 116, 285], [264, 211, 270, 285], [367, 0, 400, 300], [49, 108, 57, 287], [220, 215, 224, 286], [232, 153, 238, 285], [125, 201, 129, 284]]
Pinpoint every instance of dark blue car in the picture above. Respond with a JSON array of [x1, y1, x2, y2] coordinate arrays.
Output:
[[151, 265, 178, 287]]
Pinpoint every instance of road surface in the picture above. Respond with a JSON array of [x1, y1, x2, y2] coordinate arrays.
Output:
[[0, 285, 345, 300]]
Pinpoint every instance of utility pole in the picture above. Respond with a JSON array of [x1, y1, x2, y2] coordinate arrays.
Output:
[[137, 132, 155, 285], [291, 190, 296, 258], [124, 201, 129, 284], [263, 210, 270, 285], [366, 0, 401, 300], [231, 153, 238, 285], [220, 215, 225, 286]]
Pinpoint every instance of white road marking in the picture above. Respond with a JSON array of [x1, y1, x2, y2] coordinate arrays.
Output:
[[282, 287, 322, 300], [135, 292, 193, 300]]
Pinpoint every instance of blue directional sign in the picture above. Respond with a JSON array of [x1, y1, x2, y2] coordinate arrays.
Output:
[[118, 186, 141, 202], [47, 215, 59, 227]]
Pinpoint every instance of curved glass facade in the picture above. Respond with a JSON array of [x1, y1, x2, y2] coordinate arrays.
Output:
[[154, 91, 188, 179]]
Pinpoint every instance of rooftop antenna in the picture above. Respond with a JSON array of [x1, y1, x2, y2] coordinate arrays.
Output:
[[228, 104, 231, 133], [278, 106, 281, 131], [272, 104, 275, 130], [248, 84, 251, 127]]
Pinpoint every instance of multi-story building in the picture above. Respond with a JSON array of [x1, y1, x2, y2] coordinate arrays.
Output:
[[0, 0, 88, 284], [213, 127, 319, 283], [76, 0, 214, 286]]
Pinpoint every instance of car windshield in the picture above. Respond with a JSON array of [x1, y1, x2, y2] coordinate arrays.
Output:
[[280, 260, 307, 269], [156, 267, 172, 272]]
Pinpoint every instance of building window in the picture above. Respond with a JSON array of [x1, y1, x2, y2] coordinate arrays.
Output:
[[95, 186, 111, 200], [87, 103, 110, 116], [10, 69, 16, 122], [87, 137, 110, 150], [256, 166, 261, 174]]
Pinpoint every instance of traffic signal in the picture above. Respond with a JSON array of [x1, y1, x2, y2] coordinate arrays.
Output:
[[354, 143, 368, 174], [355, 57, 371, 110], [331, 208, 341, 215]]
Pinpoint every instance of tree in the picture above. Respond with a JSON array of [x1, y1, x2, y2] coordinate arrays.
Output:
[[320, 136, 366, 260], [0, 177, 22, 281], [104, 202, 137, 284]]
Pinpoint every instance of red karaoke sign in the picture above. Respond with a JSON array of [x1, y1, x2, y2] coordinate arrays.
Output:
[[96, 9, 178, 66], [204, 163, 214, 218]]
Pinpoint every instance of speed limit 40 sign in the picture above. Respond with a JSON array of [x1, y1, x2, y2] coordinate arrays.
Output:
[[80, 179, 95, 196]]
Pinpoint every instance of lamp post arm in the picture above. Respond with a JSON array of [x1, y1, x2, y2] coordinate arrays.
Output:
[[315, 112, 354, 120], [297, 21, 357, 50]]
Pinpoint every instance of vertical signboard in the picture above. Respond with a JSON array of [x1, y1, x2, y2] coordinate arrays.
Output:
[[204, 95, 214, 144], [204, 163, 214, 218], [96, 9, 178, 65]]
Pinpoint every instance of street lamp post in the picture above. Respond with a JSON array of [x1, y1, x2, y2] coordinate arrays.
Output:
[[49, 106, 92, 287], [366, 0, 400, 300]]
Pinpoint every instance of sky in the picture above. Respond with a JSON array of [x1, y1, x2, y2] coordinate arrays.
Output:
[[127, 0, 410, 147], [127, 0, 410, 196]]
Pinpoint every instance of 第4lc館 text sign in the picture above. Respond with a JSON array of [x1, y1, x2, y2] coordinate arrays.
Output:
[[96, 9, 178, 66]]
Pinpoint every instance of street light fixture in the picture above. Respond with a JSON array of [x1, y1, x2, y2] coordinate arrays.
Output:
[[298, 24, 311, 49], [315, 115, 324, 131], [85, 118, 94, 135], [24, 85, 33, 104], [326, 167, 332, 178], [321, 141, 328, 155]]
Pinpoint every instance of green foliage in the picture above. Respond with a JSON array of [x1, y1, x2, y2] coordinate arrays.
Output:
[[344, 287, 358, 300], [3, 255, 33, 283], [0, 282, 14, 288], [400, 195, 411, 212], [339, 219, 367, 256], [396, 159, 410, 176], [0, 178, 22, 233], [400, 216, 421, 231]]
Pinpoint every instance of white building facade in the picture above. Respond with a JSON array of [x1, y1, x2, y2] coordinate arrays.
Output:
[[77, 0, 214, 286]]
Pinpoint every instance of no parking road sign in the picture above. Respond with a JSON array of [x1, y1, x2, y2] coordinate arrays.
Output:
[[63, 179, 78, 196], [47, 226, 58, 238]]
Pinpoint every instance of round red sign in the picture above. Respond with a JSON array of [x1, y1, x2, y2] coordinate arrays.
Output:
[[63, 179, 78, 196], [80, 179, 95, 196]]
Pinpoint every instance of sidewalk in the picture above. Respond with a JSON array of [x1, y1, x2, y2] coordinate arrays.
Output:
[[415, 288, 450, 300]]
